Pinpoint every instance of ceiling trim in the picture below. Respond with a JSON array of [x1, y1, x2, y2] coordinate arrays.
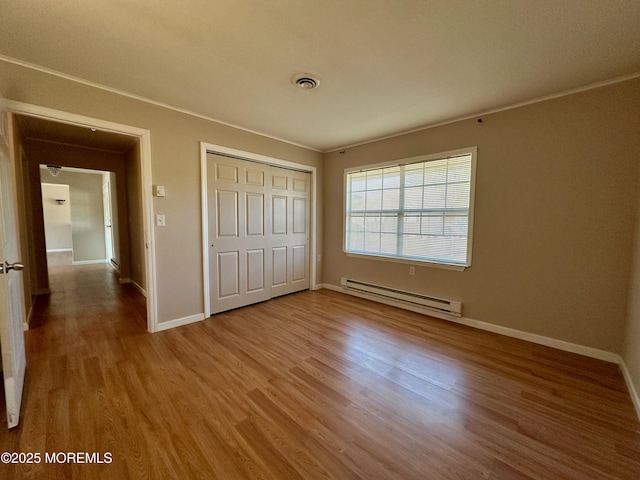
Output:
[[326, 70, 640, 153], [0, 55, 322, 153]]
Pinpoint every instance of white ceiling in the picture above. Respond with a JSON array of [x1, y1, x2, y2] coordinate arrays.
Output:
[[2, 1, 639, 152]]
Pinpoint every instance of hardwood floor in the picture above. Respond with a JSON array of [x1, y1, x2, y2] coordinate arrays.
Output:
[[1, 263, 639, 479]]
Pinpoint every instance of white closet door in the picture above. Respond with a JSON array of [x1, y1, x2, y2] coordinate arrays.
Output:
[[208, 154, 271, 314], [269, 166, 310, 298]]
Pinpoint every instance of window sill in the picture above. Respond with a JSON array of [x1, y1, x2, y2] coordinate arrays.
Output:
[[344, 251, 468, 271]]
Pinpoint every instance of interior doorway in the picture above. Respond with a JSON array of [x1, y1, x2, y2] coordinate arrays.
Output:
[[40, 166, 117, 270], [4, 100, 157, 332]]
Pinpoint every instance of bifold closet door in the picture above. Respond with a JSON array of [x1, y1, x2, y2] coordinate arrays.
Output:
[[208, 154, 271, 314], [207, 154, 311, 314], [269, 166, 311, 298]]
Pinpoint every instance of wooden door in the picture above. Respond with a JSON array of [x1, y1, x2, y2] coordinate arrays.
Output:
[[0, 109, 27, 429]]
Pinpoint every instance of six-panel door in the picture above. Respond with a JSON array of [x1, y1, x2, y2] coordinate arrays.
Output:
[[207, 154, 310, 314], [208, 155, 271, 314], [270, 166, 310, 298]]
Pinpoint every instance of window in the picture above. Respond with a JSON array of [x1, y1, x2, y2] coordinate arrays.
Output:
[[344, 147, 476, 269]]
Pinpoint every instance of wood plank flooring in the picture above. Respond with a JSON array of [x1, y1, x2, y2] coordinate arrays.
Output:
[[1, 263, 639, 479]]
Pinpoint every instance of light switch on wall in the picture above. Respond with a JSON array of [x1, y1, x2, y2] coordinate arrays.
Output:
[[156, 214, 165, 227], [154, 185, 166, 197]]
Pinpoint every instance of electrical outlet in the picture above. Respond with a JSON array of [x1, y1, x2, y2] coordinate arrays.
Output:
[[409, 266, 415, 275]]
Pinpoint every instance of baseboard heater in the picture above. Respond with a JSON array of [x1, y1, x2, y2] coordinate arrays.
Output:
[[340, 278, 462, 317]]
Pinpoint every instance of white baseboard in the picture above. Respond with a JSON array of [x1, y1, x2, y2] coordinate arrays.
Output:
[[323, 283, 620, 364], [72, 259, 107, 266], [130, 280, 147, 298], [451, 315, 620, 364], [119, 277, 148, 297], [46, 248, 72, 253], [620, 359, 640, 421], [154, 313, 205, 332], [312, 283, 326, 291]]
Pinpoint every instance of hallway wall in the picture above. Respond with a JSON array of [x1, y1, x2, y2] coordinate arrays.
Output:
[[40, 182, 72, 251], [40, 169, 106, 263]]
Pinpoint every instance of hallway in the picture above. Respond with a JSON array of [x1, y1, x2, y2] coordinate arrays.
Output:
[[32, 260, 146, 331]]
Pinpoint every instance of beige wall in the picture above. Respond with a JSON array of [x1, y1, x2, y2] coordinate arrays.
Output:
[[1, 60, 323, 325], [323, 78, 640, 354], [40, 183, 72, 251]]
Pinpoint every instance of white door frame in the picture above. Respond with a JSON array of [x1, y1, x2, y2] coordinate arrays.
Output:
[[201, 142, 318, 318], [1, 99, 158, 332]]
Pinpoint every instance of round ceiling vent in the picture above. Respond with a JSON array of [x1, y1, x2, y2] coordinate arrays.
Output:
[[292, 73, 320, 90]]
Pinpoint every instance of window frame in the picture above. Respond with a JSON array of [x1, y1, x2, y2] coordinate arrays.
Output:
[[342, 147, 477, 271]]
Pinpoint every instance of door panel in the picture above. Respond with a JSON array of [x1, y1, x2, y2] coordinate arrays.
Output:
[[292, 245, 306, 281], [216, 164, 238, 182], [272, 173, 287, 190], [272, 247, 287, 286], [246, 168, 264, 186], [246, 249, 265, 292], [246, 193, 264, 236], [293, 178, 307, 192], [218, 251, 239, 298], [272, 196, 287, 235], [217, 190, 238, 237], [293, 198, 306, 234]]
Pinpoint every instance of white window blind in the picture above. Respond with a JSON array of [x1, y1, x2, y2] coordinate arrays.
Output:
[[345, 148, 476, 267]]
